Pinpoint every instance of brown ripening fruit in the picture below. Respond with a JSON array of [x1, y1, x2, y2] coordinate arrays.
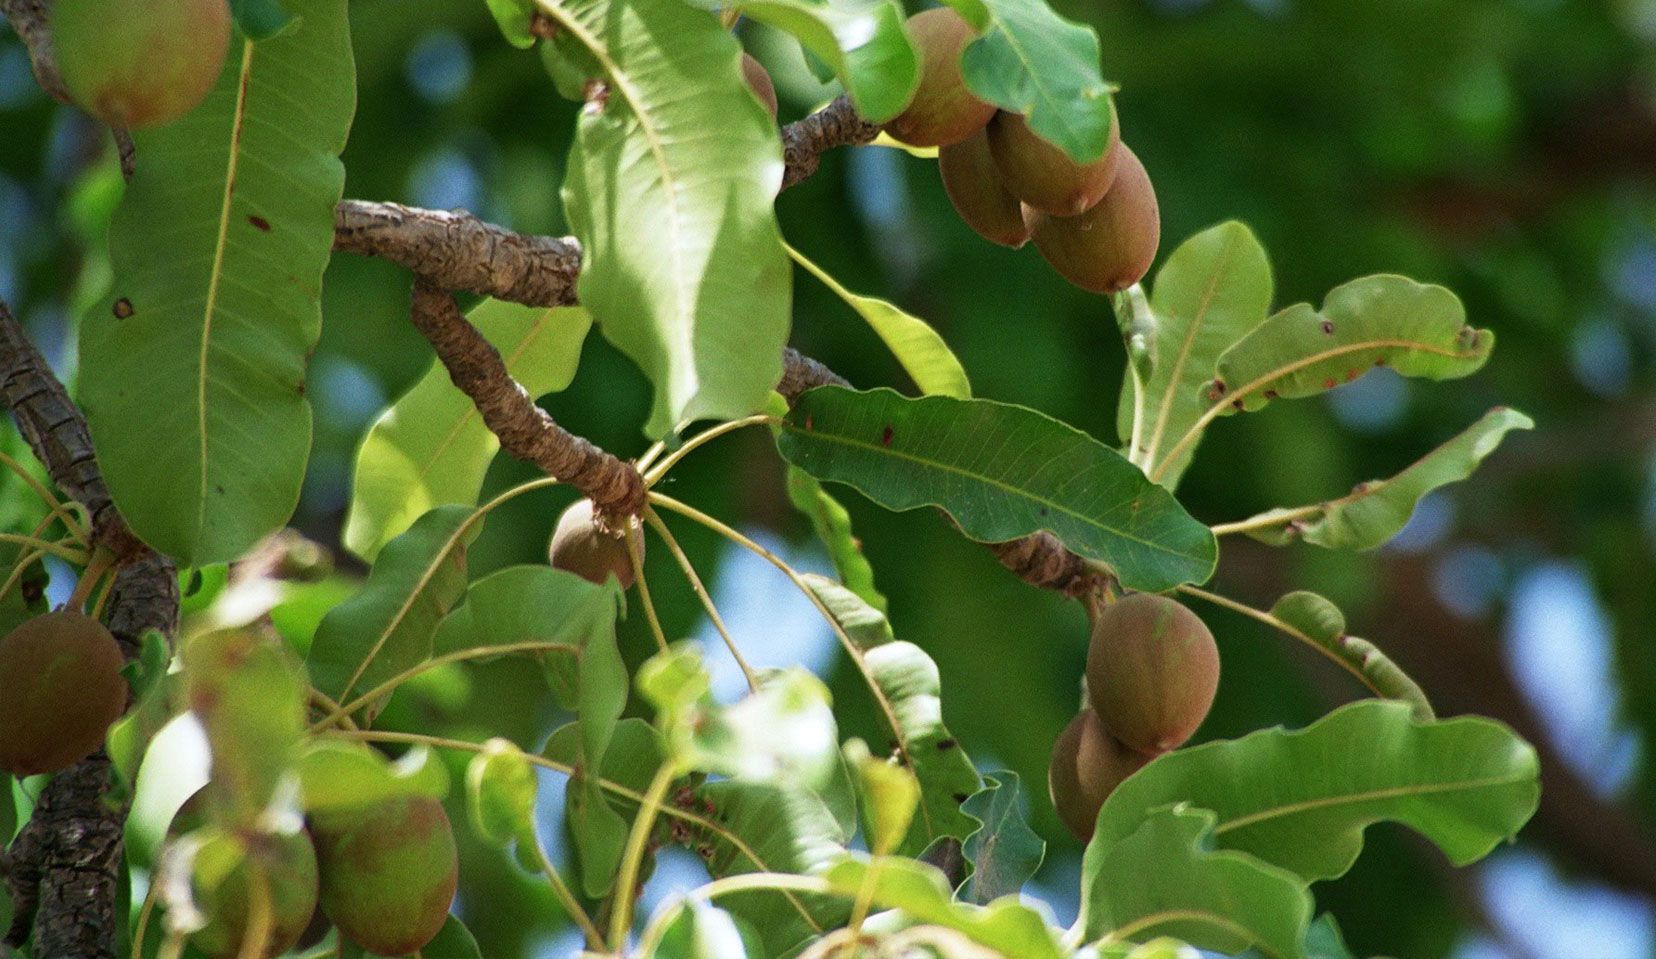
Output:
[[0, 611, 127, 776], [312, 796, 458, 956], [939, 127, 1030, 248], [1086, 593, 1218, 754], [1026, 144, 1160, 294], [987, 107, 1121, 216], [741, 53, 778, 119], [1048, 709, 1156, 841], [549, 499, 639, 588], [882, 8, 996, 147], [192, 831, 321, 959], [53, 0, 231, 129]]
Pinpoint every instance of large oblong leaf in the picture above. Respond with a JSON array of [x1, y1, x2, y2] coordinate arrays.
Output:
[[864, 640, 982, 856], [1085, 700, 1540, 886], [777, 387, 1217, 591], [1118, 222, 1274, 487], [343, 302, 591, 562], [1082, 806, 1313, 956], [546, 0, 791, 438], [1206, 275, 1494, 417], [1233, 407, 1533, 551], [944, 0, 1114, 163], [683, 0, 919, 123], [80, 0, 354, 564], [306, 504, 481, 723]]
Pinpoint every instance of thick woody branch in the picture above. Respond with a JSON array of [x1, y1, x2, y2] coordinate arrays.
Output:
[[335, 200, 581, 308], [781, 94, 881, 190], [0, 304, 142, 560], [0, 303, 178, 959], [409, 280, 645, 516], [330, 96, 874, 306]]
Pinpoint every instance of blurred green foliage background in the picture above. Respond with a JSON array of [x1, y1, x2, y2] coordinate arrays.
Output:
[[4, 1, 1656, 955]]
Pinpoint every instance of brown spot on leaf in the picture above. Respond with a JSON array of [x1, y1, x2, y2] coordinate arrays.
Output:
[[248, 215, 271, 232], [1264, 389, 1280, 400], [936, 738, 957, 751], [1322, 377, 1337, 390], [881, 425, 894, 447], [1345, 368, 1359, 382], [1320, 319, 1335, 335], [112, 298, 133, 319]]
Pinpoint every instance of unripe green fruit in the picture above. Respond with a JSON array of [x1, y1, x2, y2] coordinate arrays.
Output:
[[1026, 144, 1160, 294], [1048, 709, 1155, 841], [53, 0, 231, 130], [741, 53, 778, 119], [987, 108, 1121, 216], [312, 795, 458, 956], [0, 610, 127, 776], [549, 499, 639, 589], [882, 9, 996, 148], [1086, 593, 1218, 754], [192, 831, 320, 959], [938, 127, 1029, 249]]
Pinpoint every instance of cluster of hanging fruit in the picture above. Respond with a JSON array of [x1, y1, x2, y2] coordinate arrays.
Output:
[[1048, 594, 1220, 840], [169, 787, 460, 958], [0, 607, 460, 958], [882, 9, 1161, 294]]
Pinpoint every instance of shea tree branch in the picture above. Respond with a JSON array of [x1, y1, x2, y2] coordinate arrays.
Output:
[[0, 302, 179, 959], [408, 279, 645, 516]]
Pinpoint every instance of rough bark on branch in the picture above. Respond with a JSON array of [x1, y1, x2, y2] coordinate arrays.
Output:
[[409, 279, 645, 516], [0, 303, 179, 959], [335, 200, 581, 309]]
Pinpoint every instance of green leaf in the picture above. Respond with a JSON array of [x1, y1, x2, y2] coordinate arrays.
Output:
[[306, 504, 480, 723], [340, 914, 483, 959], [466, 738, 538, 848], [549, 0, 791, 438], [863, 640, 982, 857], [436, 565, 625, 896], [229, 0, 295, 39], [959, 771, 1045, 905], [545, 718, 667, 899], [0, 540, 49, 636], [845, 740, 920, 856], [823, 855, 1067, 959], [292, 739, 449, 812], [1231, 407, 1533, 551], [801, 572, 894, 648], [79, 0, 353, 564], [1081, 806, 1312, 957], [786, 468, 887, 613], [942, 0, 1114, 163], [486, 0, 539, 47], [109, 629, 174, 788], [1119, 222, 1274, 488], [343, 302, 590, 561], [789, 244, 972, 399], [690, 668, 842, 790], [1087, 700, 1540, 885], [777, 387, 1217, 591], [1207, 275, 1494, 417], [1268, 592, 1433, 721], [683, 0, 919, 122], [182, 628, 307, 826], [690, 779, 852, 956], [656, 898, 754, 959]]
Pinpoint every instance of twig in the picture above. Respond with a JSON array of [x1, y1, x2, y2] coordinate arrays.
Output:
[[408, 280, 645, 516]]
